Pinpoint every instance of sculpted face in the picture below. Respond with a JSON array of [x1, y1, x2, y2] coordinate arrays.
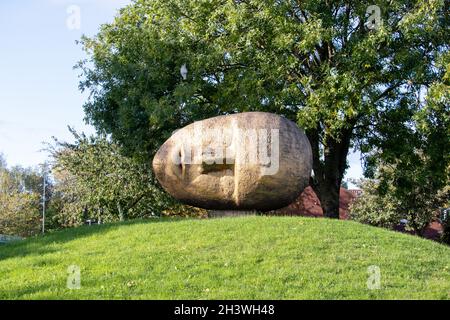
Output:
[[152, 112, 312, 211]]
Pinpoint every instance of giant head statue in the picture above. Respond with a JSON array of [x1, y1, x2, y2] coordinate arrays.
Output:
[[153, 112, 312, 211]]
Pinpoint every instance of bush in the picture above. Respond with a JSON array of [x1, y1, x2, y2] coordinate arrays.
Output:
[[348, 180, 402, 229], [0, 192, 41, 237], [0, 166, 43, 237], [50, 129, 180, 227]]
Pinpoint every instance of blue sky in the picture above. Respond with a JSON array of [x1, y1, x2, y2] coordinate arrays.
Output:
[[0, 0, 130, 168], [0, 0, 363, 185]]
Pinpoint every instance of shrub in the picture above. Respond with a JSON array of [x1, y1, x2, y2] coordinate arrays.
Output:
[[349, 175, 448, 237], [50, 129, 180, 226], [0, 166, 43, 237], [0, 192, 41, 237], [348, 179, 402, 229]]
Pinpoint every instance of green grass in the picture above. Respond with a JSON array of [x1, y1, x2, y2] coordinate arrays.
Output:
[[0, 216, 449, 299]]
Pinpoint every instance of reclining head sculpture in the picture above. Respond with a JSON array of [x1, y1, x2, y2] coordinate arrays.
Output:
[[153, 112, 312, 211]]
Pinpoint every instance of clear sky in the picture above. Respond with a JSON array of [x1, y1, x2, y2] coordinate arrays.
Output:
[[0, 0, 130, 168], [0, 0, 363, 185]]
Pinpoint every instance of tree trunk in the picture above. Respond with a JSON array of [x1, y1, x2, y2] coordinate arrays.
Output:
[[306, 126, 352, 219], [319, 181, 341, 218]]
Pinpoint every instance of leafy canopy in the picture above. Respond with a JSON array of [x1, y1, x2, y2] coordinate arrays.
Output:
[[79, 0, 448, 153], [78, 0, 448, 217]]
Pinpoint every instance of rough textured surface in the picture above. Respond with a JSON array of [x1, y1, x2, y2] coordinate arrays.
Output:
[[153, 112, 312, 211]]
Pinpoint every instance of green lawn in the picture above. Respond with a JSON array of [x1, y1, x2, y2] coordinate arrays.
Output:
[[0, 216, 449, 299]]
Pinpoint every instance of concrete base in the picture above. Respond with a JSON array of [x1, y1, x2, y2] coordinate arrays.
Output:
[[208, 210, 258, 218]]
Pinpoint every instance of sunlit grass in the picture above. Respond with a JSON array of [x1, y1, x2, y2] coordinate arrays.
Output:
[[0, 216, 449, 299]]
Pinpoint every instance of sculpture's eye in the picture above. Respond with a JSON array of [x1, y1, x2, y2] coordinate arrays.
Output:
[[175, 150, 183, 175]]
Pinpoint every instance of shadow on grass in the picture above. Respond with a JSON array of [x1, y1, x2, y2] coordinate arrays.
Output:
[[0, 282, 63, 300], [0, 217, 191, 261]]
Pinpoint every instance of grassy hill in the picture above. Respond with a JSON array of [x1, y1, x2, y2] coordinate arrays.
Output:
[[0, 216, 449, 299]]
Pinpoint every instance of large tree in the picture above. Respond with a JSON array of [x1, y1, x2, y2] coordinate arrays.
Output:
[[353, 61, 449, 236], [78, 0, 448, 217]]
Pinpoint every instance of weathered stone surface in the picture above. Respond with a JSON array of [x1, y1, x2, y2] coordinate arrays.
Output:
[[152, 112, 312, 211]]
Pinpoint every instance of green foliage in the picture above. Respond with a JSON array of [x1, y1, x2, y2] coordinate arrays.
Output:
[[350, 169, 449, 236], [0, 217, 449, 299], [356, 48, 449, 235], [0, 192, 40, 238], [50, 128, 174, 227], [77, 0, 449, 217], [361, 38, 449, 180], [0, 164, 45, 237], [349, 179, 402, 229]]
